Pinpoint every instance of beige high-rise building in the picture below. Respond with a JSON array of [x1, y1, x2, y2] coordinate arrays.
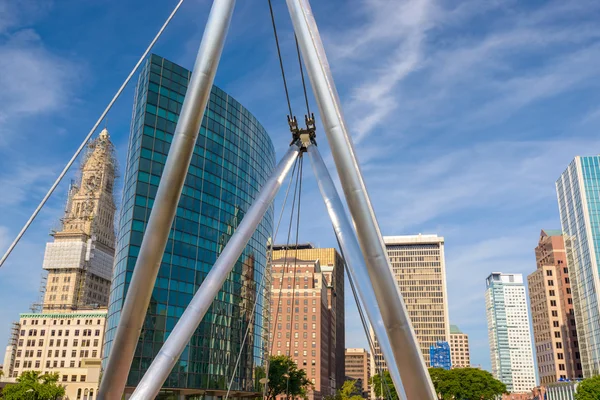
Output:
[[8, 310, 107, 399], [449, 325, 470, 368], [370, 234, 450, 374], [271, 245, 345, 393], [42, 128, 116, 310], [528, 230, 583, 384], [344, 348, 370, 398]]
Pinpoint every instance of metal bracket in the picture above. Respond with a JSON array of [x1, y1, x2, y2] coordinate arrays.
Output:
[[288, 113, 316, 149]]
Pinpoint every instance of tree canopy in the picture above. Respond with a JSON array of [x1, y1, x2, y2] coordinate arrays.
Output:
[[324, 379, 365, 400], [371, 368, 506, 400], [575, 375, 600, 400], [2, 371, 65, 400], [264, 355, 312, 400], [430, 368, 506, 400]]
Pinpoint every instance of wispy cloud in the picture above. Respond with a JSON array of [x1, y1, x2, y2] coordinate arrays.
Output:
[[0, 3, 80, 145], [322, 0, 600, 143]]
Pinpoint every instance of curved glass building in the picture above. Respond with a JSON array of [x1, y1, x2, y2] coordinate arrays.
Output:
[[104, 54, 275, 397]]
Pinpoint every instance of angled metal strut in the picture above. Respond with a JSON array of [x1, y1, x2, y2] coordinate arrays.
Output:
[[286, 0, 436, 398], [98, 0, 237, 398], [306, 143, 407, 400]]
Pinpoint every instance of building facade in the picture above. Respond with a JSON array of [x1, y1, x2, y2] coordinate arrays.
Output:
[[485, 273, 536, 393], [271, 244, 345, 392], [103, 54, 275, 397], [449, 325, 470, 368], [371, 234, 450, 373], [8, 310, 107, 400], [42, 129, 116, 310], [556, 156, 600, 377], [344, 348, 370, 398], [528, 229, 582, 385], [269, 256, 338, 400]]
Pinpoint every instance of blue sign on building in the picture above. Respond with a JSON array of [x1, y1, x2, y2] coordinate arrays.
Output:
[[430, 341, 452, 370]]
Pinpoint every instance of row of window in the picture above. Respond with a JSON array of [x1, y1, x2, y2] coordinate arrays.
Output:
[[21, 329, 100, 337]]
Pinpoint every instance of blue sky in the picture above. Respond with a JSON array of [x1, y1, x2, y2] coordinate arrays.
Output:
[[1, 0, 600, 373]]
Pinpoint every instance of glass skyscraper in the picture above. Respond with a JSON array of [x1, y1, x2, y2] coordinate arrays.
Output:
[[104, 54, 276, 397], [485, 273, 536, 393], [557, 156, 600, 377]]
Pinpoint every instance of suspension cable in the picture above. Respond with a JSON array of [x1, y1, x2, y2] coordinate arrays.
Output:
[[284, 156, 303, 400], [336, 235, 393, 400], [263, 155, 303, 400], [294, 36, 311, 116], [224, 156, 299, 400], [269, 159, 302, 355], [267, 0, 293, 118], [0, 0, 187, 268]]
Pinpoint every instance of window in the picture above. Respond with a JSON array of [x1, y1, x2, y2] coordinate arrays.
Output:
[[551, 300, 557, 307], [81, 375, 86, 382], [546, 270, 553, 276], [553, 321, 559, 327], [40, 330, 45, 336], [75, 330, 80, 336], [549, 290, 555, 296], [565, 277, 570, 284], [556, 342, 563, 349], [62, 375, 68, 382], [71, 375, 77, 382], [72, 350, 77, 357], [557, 353, 564, 360], [552, 311, 558, 317], [554, 332, 561, 338]]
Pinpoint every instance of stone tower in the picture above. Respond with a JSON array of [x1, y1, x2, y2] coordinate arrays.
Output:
[[42, 128, 117, 310]]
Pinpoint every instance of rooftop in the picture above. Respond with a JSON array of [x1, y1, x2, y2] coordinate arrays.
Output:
[[450, 325, 462, 334], [383, 234, 444, 244]]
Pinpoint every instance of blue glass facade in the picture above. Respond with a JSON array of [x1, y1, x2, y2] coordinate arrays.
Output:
[[104, 54, 276, 395], [557, 156, 600, 377]]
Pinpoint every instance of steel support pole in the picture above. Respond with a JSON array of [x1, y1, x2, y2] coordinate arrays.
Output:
[[286, 1, 437, 398], [306, 144, 406, 400], [129, 144, 300, 399], [98, 1, 236, 398]]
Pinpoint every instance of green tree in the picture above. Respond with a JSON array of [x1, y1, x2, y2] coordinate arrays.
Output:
[[575, 375, 600, 400], [2, 371, 65, 400], [370, 371, 398, 400], [429, 368, 506, 400], [265, 355, 312, 400], [339, 380, 364, 400]]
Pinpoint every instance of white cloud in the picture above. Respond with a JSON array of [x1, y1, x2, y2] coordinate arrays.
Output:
[[0, 164, 58, 208], [320, 0, 600, 143], [0, 2, 80, 145]]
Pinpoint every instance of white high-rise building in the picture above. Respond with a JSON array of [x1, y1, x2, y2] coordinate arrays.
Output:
[[485, 273, 536, 393]]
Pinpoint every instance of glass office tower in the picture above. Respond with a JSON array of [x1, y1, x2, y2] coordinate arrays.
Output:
[[557, 156, 600, 377], [104, 54, 276, 397]]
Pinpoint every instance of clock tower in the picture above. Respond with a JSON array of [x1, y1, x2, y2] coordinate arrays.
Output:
[[42, 128, 117, 310]]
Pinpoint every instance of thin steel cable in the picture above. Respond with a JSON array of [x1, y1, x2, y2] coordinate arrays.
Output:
[[268, 160, 302, 355], [264, 157, 302, 400], [223, 156, 299, 400], [267, 0, 293, 118], [0, 0, 187, 268], [285, 155, 303, 400], [294, 36, 311, 116], [336, 234, 393, 400]]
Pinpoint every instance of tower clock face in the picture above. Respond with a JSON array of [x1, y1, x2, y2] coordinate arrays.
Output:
[[85, 175, 100, 192]]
